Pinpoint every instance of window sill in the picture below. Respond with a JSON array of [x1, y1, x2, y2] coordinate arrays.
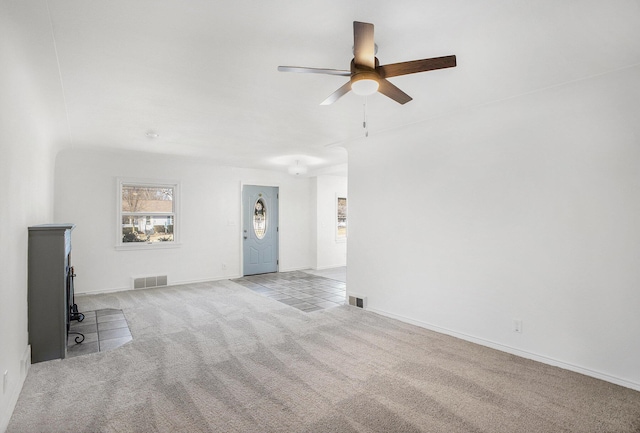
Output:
[[115, 242, 182, 251]]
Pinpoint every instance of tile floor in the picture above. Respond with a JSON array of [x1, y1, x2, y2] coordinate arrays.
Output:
[[233, 270, 347, 312], [301, 266, 347, 283], [67, 308, 132, 358]]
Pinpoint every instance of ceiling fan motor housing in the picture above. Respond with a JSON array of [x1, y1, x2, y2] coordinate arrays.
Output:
[[350, 58, 379, 75]]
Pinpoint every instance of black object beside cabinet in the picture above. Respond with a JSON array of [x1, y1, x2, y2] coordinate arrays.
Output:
[[28, 224, 83, 363]]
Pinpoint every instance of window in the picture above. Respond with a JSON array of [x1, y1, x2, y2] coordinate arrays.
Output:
[[117, 179, 179, 248], [337, 196, 347, 240]]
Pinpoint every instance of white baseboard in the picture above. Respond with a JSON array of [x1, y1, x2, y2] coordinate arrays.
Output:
[[76, 267, 346, 296], [367, 307, 640, 392], [279, 266, 311, 273], [75, 274, 243, 296], [0, 345, 30, 433], [312, 264, 346, 271]]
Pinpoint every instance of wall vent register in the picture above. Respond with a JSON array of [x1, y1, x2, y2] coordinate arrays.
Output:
[[348, 295, 366, 309], [132, 275, 168, 290]]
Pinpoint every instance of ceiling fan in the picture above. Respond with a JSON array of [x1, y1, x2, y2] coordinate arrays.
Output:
[[278, 21, 456, 105]]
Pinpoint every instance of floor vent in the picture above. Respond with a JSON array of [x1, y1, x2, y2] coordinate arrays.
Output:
[[348, 295, 366, 309], [132, 275, 168, 290]]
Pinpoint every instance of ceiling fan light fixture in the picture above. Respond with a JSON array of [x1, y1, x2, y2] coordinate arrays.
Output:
[[351, 72, 379, 96]]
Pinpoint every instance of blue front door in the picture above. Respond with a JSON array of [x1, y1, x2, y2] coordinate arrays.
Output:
[[243, 185, 279, 276]]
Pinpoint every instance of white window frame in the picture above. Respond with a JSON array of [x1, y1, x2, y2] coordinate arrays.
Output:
[[116, 178, 181, 250]]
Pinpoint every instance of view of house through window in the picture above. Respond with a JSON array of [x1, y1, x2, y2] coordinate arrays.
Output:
[[121, 184, 175, 244], [337, 197, 347, 238]]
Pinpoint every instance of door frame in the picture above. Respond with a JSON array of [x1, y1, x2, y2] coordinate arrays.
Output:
[[239, 182, 280, 276]]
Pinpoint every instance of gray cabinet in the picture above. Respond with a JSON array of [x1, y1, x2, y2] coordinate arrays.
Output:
[[28, 224, 75, 363]]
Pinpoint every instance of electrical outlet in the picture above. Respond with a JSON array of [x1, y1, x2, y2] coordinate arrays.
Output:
[[221, 263, 227, 270], [513, 319, 523, 333]]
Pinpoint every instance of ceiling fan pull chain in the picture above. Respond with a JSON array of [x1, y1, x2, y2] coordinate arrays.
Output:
[[363, 98, 369, 137]]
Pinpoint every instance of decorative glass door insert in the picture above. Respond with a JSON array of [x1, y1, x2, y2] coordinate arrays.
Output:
[[253, 198, 267, 239]]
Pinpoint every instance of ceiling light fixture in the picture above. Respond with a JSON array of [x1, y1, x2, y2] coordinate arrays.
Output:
[[350, 72, 379, 96], [145, 131, 159, 138], [288, 160, 308, 176]]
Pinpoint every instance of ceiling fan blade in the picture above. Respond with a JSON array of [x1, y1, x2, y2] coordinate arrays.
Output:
[[277, 66, 351, 76], [320, 81, 352, 105], [377, 79, 412, 105], [378, 55, 457, 78], [353, 21, 375, 69]]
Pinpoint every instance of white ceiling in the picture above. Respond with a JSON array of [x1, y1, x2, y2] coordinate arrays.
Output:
[[41, 0, 640, 175]]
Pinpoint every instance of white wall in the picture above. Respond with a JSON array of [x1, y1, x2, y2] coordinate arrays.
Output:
[[347, 64, 640, 390], [54, 149, 314, 294], [312, 175, 348, 269], [0, 1, 69, 431]]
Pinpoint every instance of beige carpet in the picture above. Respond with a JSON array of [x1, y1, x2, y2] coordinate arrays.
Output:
[[8, 279, 640, 432]]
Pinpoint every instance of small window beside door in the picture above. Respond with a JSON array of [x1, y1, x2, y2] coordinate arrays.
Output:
[[337, 196, 347, 240]]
